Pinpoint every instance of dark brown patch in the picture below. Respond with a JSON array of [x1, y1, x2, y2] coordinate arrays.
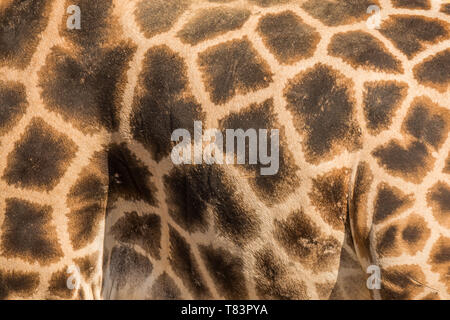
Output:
[[199, 245, 248, 299], [372, 140, 433, 183], [60, 0, 119, 49], [254, 247, 309, 299], [66, 151, 108, 250], [379, 15, 448, 59], [168, 226, 210, 299], [164, 165, 211, 234], [284, 63, 361, 164], [257, 11, 320, 64], [427, 182, 450, 229], [414, 49, 450, 93], [377, 225, 398, 256], [134, 0, 190, 38], [2, 118, 77, 191], [391, 0, 430, 9], [111, 211, 161, 259], [403, 97, 450, 150], [150, 272, 181, 300], [130, 45, 204, 162], [0, 269, 39, 299], [441, 3, 450, 15], [362, 81, 408, 134], [198, 37, 273, 104], [74, 252, 99, 281], [164, 165, 260, 244], [428, 236, 450, 294], [301, 0, 378, 26], [274, 210, 341, 272], [108, 245, 152, 290], [0, 0, 51, 68], [373, 183, 413, 223], [219, 99, 300, 205], [177, 7, 250, 45], [248, 0, 291, 6], [380, 265, 426, 299], [107, 143, 158, 207], [39, 43, 136, 133], [445, 152, 450, 174], [309, 168, 351, 231], [1, 198, 63, 265], [0, 81, 28, 136], [329, 31, 403, 73], [376, 214, 430, 257], [48, 266, 77, 299]]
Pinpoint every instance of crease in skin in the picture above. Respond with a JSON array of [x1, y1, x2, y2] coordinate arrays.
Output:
[[0, 0, 448, 300]]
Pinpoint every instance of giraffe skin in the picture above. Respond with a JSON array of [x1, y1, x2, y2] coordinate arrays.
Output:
[[0, 0, 449, 300]]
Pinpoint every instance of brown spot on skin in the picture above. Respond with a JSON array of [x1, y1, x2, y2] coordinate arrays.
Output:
[[391, 0, 430, 9], [427, 182, 450, 229], [428, 236, 450, 294], [107, 143, 158, 207], [2, 118, 77, 191], [199, 245, 248, 299], [74, 252, 99, 281], [219, 99, 300, 205], [130, 45, 204, 162], [67, 151, 107, 250], [379, 15, 449, 59], [39, 43, 136, 134], [111, 211, 162, 259], [403, 216, 430, 254], [309, 168, 351, 231], [254, 247, 309, 299], [198, 37, 273, 104], [373, 183, 413, 224], [372, 140, 433, 184], [0, 81, 27, 136], [248, 0, 292, 6], [164, 165, 260, 244], [48, 266, 77, 299], [134, 0, 190, 38], [150, 272, 181, 300], [0, 270, 39, 299], [381, 265, 426, 299], [377, 225, 399, 256], [329, 31, 403, 73], [376, 214, 430, 257], [403, 97, 450, 150], [274, 210, 341, 272], [445, 153, 450, 174], [1, 198, 63, 265], [257, 11, 320, 65], [363, 81, 408, 135], [441, 4, 450, 15], [168, 226, 211, 299], [109, 245, 152, 290], [164, 165, 210, 234], [177, 7, 250, 45], [284, 63, 361, 164], [0, 0, 51, 68], [60, 0, 120, 49], [414, 49, 450, 93], [301, 0, 379, 26], [349, 162, 373, 262]]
